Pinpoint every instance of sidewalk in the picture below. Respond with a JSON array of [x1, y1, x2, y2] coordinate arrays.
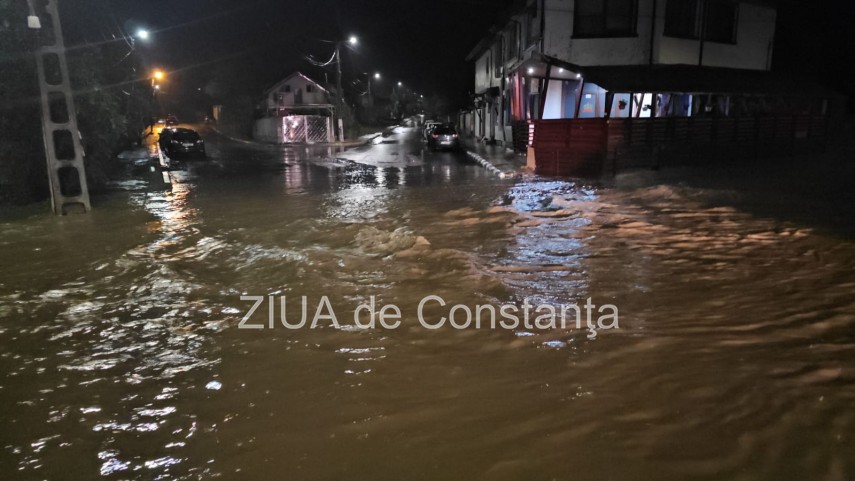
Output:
[[460, 135, 526, 178]]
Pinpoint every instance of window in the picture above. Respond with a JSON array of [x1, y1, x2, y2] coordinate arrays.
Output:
[[283, 85, 291, 93], [527, 4, 540, 45], [506, 26, 519, 62], [306, 84, 314, 93], [664, 0, 699, 38], [664, 0, 738, 43], [705, 0, 738, 43], [574, 0, 637, 38], [494, 43, 503, 77]]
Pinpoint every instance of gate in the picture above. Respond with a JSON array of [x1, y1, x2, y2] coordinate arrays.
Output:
[[280, 115, 331, 144]]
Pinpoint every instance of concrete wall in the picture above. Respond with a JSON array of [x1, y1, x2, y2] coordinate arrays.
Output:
[[474, 49, 500, 94], [541, 0, 775, 70], [253, 117, 281, 143], [543, 0, 655, 66]]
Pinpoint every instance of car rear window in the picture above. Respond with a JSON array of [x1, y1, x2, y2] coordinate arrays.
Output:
[[173, 131, 200, 141], [434, 127, 457, 135]]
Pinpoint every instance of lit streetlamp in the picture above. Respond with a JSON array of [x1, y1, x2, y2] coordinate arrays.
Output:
[[332, 35, 359, 141], [149, 69, 166, 131], [368, 72, 382, 106]]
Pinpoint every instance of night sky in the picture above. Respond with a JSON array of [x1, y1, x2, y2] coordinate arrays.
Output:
[[57, 0, 855, 111], [59, 0, 516, 110]]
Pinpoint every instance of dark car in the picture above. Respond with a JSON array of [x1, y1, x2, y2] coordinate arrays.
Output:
[[158, 128, 206, 161], [428, 125, 460, 151], [423, 120, 442, 141]]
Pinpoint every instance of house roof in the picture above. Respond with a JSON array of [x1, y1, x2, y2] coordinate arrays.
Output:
[[264, 72, 331, 96], [464, 0, 530, 61]]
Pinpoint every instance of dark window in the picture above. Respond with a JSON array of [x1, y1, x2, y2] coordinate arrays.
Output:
[[705, 0, 738, 43], [306, 84, 314, 93], [283, 85, 291, 93], [664, 0, 738, 43], [574, 0, 637, 38], [664, 0, 699, 38], [527, 4, 540, 44], [506, 25, 519, 62], [494, 43, 503, 77]]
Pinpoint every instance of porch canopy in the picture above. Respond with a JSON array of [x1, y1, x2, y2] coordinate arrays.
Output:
[[532, 53, 838, 98]]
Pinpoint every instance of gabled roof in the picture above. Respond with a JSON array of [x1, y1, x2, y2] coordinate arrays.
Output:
[[264, 72, 330, 96]]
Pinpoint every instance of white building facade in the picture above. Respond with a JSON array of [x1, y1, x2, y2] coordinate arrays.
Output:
[[463, 0, 778, 149]]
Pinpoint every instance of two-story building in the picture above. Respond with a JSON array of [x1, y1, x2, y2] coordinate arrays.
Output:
[[462, 0, 838, 175], [254, 71, 335, 144]]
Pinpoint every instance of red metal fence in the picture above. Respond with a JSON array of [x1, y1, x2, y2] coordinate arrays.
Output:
[[532, 114, 829, 176], [531, 119, 609, 176]]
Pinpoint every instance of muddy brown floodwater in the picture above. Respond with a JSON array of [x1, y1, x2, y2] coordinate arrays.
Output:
[[1, 129, 854, 480]]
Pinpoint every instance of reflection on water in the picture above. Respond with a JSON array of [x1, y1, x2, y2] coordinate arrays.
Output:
[[1, 147, 854, 480]]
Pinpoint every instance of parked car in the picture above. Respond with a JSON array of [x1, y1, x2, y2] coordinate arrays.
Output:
[[158, 128, 206, 161], [165, 115, 179, 127], [428, 124, 460, 151], [423, 121, 442, 141]]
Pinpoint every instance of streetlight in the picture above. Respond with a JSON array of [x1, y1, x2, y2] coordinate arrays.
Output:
[[368, 72, 382, 106], [149, 69, 166, 131], [397, 81, 402, 87], [136, 29, 150, 41], [333, 36, 360, 141]]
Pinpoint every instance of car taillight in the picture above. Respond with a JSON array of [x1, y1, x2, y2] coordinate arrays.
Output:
[[452, 134, 458, 138], [432, 134, 439, 138]]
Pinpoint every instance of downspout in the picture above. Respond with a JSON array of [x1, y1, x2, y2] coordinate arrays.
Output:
[[540, 0, 546, 53], [500, 35, 507, 145], [698, 0, 708, 66], [649, 0, 657, 65]]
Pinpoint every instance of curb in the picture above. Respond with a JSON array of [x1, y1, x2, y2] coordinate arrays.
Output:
[[464, 149, 517, 179]]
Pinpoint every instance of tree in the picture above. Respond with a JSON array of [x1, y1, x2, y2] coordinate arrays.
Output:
[[0, 0, 47, 204], [0, 0, 151, 204]]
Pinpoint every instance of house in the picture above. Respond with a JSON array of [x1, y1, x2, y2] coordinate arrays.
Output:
[[260, 71, 334, 116], [461, 0, 840, 175], [254, 72, 336, 144]]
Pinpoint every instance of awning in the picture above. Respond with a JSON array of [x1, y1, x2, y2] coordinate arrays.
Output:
[[534, 54, 839, 98]]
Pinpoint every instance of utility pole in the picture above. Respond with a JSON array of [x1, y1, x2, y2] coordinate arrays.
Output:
[[29, 0, 91, 214], [335, 42, 344, 142]]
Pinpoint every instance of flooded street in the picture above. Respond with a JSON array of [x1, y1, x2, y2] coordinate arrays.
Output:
[[1, 127, 854, 480]]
